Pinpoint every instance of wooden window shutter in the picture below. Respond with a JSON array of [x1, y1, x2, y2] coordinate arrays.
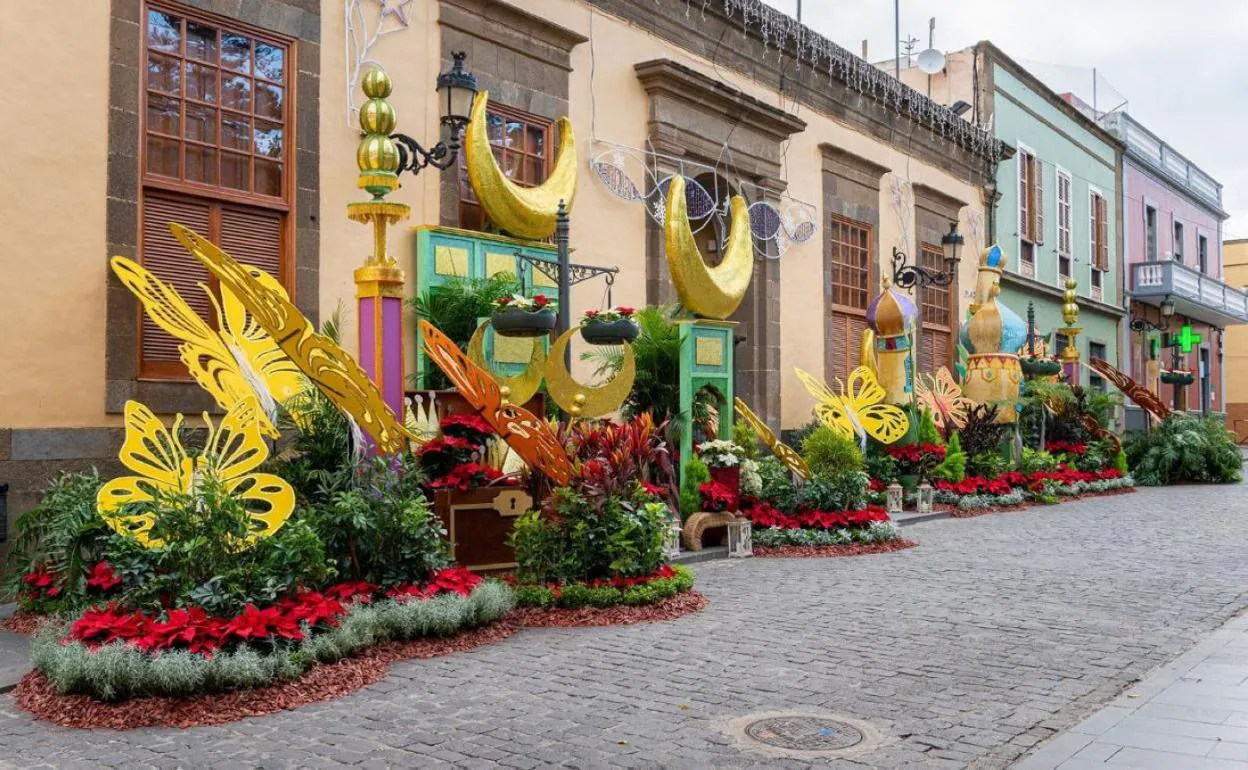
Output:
[[1096, 196, 1110, 271], [1019, 153, 1030, 237], [139, 193, 214, 373], [1032, 159, 1045, 245], [219, 205, 285, 285]]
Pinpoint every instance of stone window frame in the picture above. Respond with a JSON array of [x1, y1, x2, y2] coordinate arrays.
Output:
[[105, 0, 320, 415]]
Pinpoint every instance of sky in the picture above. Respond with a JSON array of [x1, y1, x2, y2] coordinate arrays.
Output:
[[763, 0, 1248, 240]]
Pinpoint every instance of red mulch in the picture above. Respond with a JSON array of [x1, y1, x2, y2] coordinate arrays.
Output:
[[0, 611, 48, 635], [949, 504, 1030, 518], [509, 590, 708, 628], [14, 622, 515, 730], [752, 538, 918, 558]]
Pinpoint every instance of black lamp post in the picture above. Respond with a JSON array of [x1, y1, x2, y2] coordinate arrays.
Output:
[[391, 51, 478, 176], [893, 223, 962, 371]]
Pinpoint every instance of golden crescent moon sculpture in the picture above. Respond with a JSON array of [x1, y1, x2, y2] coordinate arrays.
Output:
[[543, 329, 635, 419], [466, 321, 546, 406], [664, 174, 753, 320], [464, 91, 577, 240]]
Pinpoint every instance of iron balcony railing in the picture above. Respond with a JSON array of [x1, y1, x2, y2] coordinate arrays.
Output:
[[1132, 260, 1248, 324]]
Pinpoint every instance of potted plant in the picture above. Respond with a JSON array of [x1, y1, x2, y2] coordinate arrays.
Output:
[[491, 293, 558, 337], [1019, 354, 1063, 377], [580, 306, 640, 345], [886, 442, 946, 492], [697, 439, 744, 498], [1160, 368, 1195, 386]]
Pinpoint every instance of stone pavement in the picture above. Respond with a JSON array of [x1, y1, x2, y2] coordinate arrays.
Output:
[[0, 604, 28, 694], [1016, 612, 1248, 769], [0, 482, 1246, 768]]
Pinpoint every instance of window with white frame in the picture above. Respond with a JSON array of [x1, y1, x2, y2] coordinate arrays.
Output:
[[1089, 189, 1108, 299], [1173, 219, 1185, 263], [1145, 204, 1158, 260], [1017, 145, 1044, 274], [1056, 168, 1072, 280]]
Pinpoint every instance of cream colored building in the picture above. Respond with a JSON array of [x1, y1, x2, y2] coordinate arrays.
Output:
[[1224, 239, 1248, 436], [0, 0, 1006, 526]]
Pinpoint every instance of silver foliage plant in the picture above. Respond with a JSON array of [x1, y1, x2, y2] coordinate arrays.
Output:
[[33, 580, 515, 701], [753, 520, 900, 548]]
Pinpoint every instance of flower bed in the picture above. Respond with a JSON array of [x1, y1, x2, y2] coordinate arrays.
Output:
[[25, 572, 513, 705], [741, 500, 910, 556], [512, 564, 695, 610], [752, 539, 918, 558], [933, 467, 1134, 513]]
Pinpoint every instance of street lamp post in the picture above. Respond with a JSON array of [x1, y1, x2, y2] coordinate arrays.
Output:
[[390, 51, 479, 177], [892, 223, 963, 377]]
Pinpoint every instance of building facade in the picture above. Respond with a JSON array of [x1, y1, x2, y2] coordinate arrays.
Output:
[[0, 0, 1006, 533], [1101, 111, 1236, 428], [1221, 239, 1248, 438], [906, 43, 1125, 405]]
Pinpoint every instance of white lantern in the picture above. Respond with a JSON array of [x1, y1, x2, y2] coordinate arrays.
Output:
[[727, 519, 753, 558], [886, 482, 904, 514], [917, 481, 934, 514], [665, 516, 682, 560]]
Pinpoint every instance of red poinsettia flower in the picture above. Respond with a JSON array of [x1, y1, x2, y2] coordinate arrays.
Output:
[[617, 306, 636, 316], [440, 413, 494, 439], [323, 581, 378, 603], [22, 565, 55, 590], [640, 480, 665, 498], [85, 561, 123, 592], [584, 309, 599, 318], [698, 481, 737, 512], [72, 603, 147, 646], [533, 294, 549, 307], [430, 566, 482, 597], [496, 295, 512, 306]]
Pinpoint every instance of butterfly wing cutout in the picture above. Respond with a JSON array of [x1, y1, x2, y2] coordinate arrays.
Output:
[[795, 368, 858, 443], [96, 401, 194, 547], [733, 397, 810, 480], [221, 267, 309, 407], [1087, 357, 1172, 422], [420, 320, 572, 486], [171, 224, 411, 454], [845, 366, 910, 446]]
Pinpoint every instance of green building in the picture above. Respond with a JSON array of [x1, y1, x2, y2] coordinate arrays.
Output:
[[906, 42, 1126, 393]]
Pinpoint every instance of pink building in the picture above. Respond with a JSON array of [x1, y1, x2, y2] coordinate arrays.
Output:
[[1102, 111, 1241, 426]]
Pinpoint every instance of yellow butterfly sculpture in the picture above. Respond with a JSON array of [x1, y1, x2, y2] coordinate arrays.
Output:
[[795, 366, 910, 450], [733, 397, 810, 480], [111, 256, 307, 438], [914, 367, 973, 432], [97, 397, 295, 549], [171, 224, 412, 455]]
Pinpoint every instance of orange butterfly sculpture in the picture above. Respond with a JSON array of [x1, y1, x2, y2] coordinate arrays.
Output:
[[419, 320, 573, 486], [1087, 357, 1172, 423], [914, 367, 973, 432]]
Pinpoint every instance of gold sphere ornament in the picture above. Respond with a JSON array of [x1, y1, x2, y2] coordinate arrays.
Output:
[[357, 135, 400, 175], [569, 405, 582, 416], [499, 385, 512, 400], [360, 68, 393, 99], [359, 98, 397, 135], [573, 393, 587, 406]]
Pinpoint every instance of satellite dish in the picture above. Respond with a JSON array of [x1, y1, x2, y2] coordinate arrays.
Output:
[[916, 48, 946, 74]]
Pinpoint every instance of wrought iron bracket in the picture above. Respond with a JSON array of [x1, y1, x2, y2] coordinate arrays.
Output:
[[891, 247, 956, 290], [1129, 316, 1168, 334], [391, 134, 459, 176], [513, 252, 619, 289]]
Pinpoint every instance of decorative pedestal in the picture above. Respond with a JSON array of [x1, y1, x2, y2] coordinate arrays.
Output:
[[355, 264, 406, 418], [677, 319, 736, 481], [682, 511, 739, 551], [726, 519, 753, 558], [433, 487, 533, 571]]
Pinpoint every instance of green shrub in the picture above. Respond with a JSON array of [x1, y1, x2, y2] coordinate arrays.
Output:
[[755, 456, 798, 509], [931, 432, 966, 483], [512, 565, 695, 609], [1113, 448, 1129, 474], [1125, 415, 1243, 486], [918, 407, 943, 445], [863, 452, 898, 484], [1020, 447, 1058, 474], [801, 426, 864, 475], [105, 479, 334, 616], [510, 489, 669, 585], [2, 471, 109, 610], [968, 451, 1008, 480], [795, 471, 870, 512], [732, 420, 762, 460], [678, 456, 711, 520]]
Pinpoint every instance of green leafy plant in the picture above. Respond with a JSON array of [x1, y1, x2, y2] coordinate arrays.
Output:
[[678, 456, 712, 520], [795, 471, 870, 512], [931, 432, 967, 483], [917, 407, 943, 446], [1020, 447, 1059, 474], [2, 471, 109, 610], [104, 477, 334, 616], [863, 451, 898, 484], [409, 273, 523, 389], [732, 420, 762, 460], [754, 456, 799, 510], [801, 426, 864, 475], [968, 451, 1009, 480], [1125, 415, 1243, 486]]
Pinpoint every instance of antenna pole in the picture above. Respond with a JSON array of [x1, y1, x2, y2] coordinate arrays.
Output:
[[1092, 66, 1098, 116], [796, 0, 801, 22], [894, 0, 900, 78], [927, 16, 935, 97]]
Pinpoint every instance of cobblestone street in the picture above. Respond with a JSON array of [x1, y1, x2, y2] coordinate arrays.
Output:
[[2, 483, 1246, 769]]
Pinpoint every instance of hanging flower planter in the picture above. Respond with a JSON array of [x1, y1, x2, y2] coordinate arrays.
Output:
[[1019, 356, 1062, 377], [579, 306, 639, 345], [491, 294, 558, 337], [1160, 369, 1195, 386]]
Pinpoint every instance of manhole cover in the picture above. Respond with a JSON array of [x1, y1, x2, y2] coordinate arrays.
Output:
[[744, 716, 864, 751]]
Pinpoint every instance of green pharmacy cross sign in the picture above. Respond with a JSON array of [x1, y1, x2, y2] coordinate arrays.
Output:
[[1165, 325, 1203, 353]]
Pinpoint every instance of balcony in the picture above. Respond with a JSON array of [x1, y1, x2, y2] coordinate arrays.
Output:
[[1131, 260, 1248, 326], [1101, 112, 1224, 212]]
